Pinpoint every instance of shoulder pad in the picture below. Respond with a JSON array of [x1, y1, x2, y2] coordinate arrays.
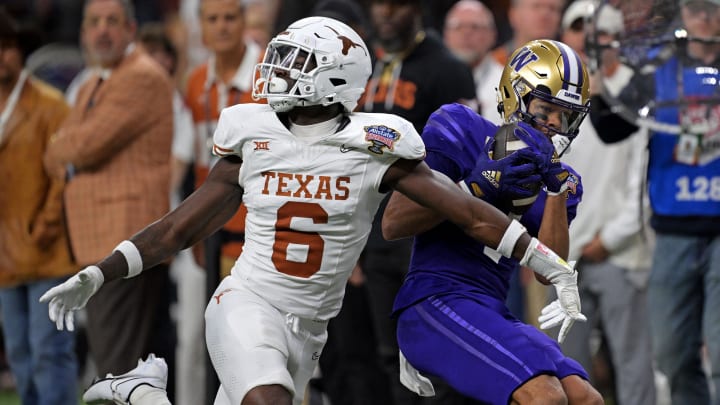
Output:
[[339, 113, 425, 160], [422, 103, 495, 171], [212, 104, 275, 158]]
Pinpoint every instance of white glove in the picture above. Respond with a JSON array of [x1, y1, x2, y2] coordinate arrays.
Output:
[[537, 270, 586, 343], [519, 238, 586, 343], [39, 265, 104, 331]]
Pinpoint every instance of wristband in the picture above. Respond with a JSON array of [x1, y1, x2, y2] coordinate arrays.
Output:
[[496, 219, 527, 258], [114, 240, 143, 279], [544, 182, 569, 196], [519, 238, 574, 283]]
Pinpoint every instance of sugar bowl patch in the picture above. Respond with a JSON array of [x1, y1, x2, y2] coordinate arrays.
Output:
[[364, 125, 401, 155]]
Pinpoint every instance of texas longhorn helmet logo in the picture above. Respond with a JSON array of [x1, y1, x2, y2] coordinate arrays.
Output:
[[325, 25, 367, 56]]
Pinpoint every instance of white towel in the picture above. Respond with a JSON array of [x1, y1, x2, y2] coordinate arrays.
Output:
[[399, 350, 435, 397]]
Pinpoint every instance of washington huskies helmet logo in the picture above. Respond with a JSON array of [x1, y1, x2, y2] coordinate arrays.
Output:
[[364, 125, 401, 154], [509, 47, 539, 72]]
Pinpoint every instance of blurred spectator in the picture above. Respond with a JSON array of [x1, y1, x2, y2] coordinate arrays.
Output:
[[43, 0, 176, 401], [0, 9, 79, 404], [137, 23, 200, 405], [25, 41, 85, 94], [443, 1, 504, 128], [185, 0, 259, 276], [183, 0, 261, 401], [179, 0, 211, 71], [558, 3, 658, 405], [359, 0, 477, 404], [137, 23, 193, 207], [243, 0, 279, 47], [559, 0, 593, 59], [591, 1, 720, 403], [491, 0, 564, 65]]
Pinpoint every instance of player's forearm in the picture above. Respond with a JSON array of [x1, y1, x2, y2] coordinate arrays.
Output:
[[538, 193, 569, 259], [389, 159, 531, 260], [382, 191, 444, 240], [94, 220, 186, 281]]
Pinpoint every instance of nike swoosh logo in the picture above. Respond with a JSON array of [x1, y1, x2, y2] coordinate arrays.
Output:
[[340, 144, 357, 153]]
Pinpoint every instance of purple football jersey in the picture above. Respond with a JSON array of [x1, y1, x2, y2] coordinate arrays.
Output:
[[393, 103, 582, 313]]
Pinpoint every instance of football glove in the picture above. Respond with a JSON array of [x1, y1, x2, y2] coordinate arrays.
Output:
[[520, 238, 586, 343], [542, 161, 571, 195], [538, 272, 586, 343], [463, 138, 542, 207], [511, 123, 570, 194], [39, 265, 104, 331]]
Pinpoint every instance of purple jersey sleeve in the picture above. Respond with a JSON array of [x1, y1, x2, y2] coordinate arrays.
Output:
[[420, 103, 496, 181]]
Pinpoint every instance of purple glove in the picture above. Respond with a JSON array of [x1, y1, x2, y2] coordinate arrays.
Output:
[[463, 138, 542, 207], [512, 122, 569, 194]]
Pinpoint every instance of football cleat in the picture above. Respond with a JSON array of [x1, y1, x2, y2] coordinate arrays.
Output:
[[83, 353, 168, 405]]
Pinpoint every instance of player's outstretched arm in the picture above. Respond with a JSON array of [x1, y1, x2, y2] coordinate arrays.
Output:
[[384, 158, 520, 255], [39, 156, 244, 331], [385, 158, 585, 342], [382, 190, 445, 241], [383, 144, 542, 241]]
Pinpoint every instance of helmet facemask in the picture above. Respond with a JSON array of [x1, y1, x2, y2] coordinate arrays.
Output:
[[518, 83, 590, 156], [254, 42, 322, 112]]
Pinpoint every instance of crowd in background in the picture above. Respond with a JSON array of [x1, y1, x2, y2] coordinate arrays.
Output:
[[0, 0, 717, 404]]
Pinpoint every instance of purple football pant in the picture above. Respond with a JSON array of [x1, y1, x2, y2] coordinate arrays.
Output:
[[397, 294, 588, 405]]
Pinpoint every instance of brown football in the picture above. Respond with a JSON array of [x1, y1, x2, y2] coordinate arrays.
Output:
[[492, 123, 542, 215]]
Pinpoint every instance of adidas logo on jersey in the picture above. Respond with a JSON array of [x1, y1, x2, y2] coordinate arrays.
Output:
[[482, 170, 501, 188]]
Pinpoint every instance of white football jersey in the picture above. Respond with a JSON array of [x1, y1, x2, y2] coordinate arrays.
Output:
[[213, 103, 425, 320]]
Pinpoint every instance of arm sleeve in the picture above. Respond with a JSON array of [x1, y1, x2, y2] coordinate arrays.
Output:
[[590, 69, 656, 144], [589, 95, 640, 143]]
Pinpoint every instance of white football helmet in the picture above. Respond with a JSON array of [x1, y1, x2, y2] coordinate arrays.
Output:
[[252, 16, 372, 112]]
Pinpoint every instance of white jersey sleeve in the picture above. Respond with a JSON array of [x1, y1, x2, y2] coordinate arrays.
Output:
[[211, 104, 271, 158]]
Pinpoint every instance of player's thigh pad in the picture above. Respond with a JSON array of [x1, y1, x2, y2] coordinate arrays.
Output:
[[205, 276, 328, 405], [397, 294, 587, 405]]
